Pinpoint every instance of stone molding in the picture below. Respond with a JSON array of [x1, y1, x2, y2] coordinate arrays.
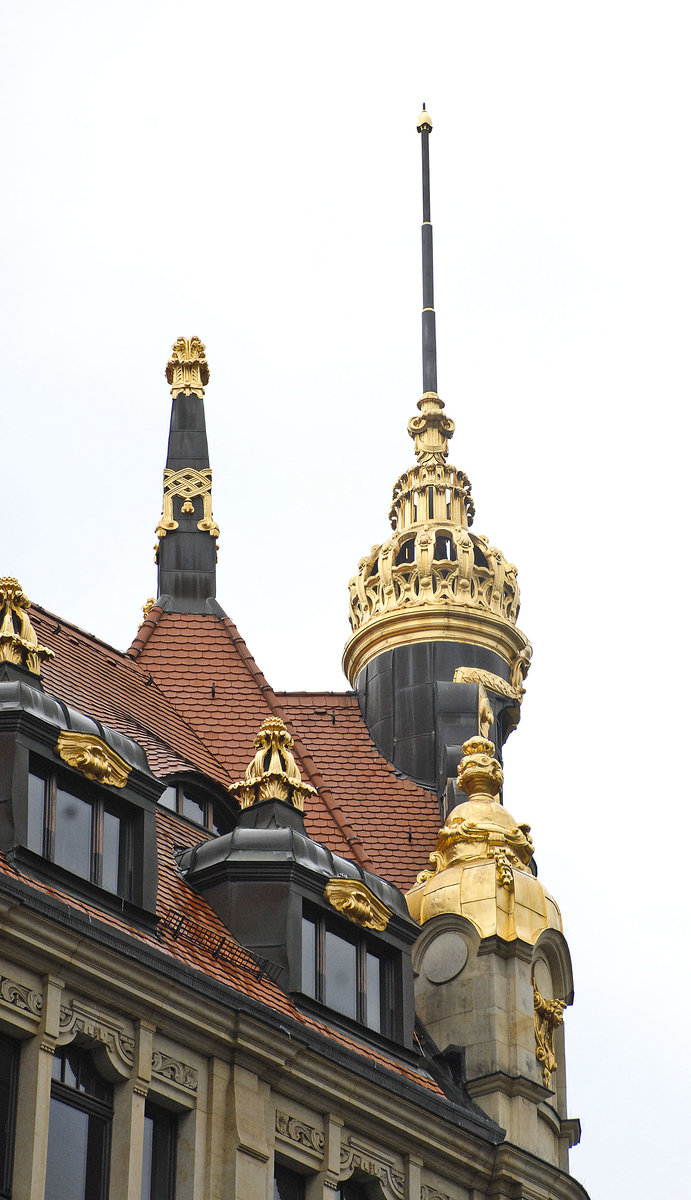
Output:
[[340, 1137, 405, 1200], [151, 1049, 198, 1092], [0, 973, 43, 1019], [58, 999, 135, 1079]]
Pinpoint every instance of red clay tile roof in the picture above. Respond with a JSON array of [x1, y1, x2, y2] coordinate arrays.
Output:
[[0, 808, 444, 1097], [277, 692, 442, 892], [127, 608, 374, 870], [31, 606, 234, 790]]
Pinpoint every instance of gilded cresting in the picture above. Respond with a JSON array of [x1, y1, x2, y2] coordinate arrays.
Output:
[[343, 392, 530, 683]]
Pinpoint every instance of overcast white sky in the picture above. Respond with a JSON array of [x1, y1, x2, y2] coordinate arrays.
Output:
[[2, 2, 691, 1194]]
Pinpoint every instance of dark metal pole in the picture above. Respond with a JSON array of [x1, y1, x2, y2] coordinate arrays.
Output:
[[417, 105, 437, 394]]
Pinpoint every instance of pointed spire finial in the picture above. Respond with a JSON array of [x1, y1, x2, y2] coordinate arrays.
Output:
[[417, 104, 437, 396]]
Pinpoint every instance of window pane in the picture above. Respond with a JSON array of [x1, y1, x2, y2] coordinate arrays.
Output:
[[142, 1102, 176, 1200], [181, 791, 204, 825], [325, 930, 357, 1020], [27, 771, 45, 853], [54, 788, 92, 880], [301, 917, 316, 997], [274, 1164, 305, 1200], [0, 1034, 18, 1196], [366, 952, 382, 1032], [102, 809, 121, 893], [45, 1097, 90, 1200], [158, 787, 176, 811]]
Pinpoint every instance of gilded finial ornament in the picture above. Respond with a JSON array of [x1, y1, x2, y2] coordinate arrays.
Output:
[[165, 336, 210, 398], [533, 980, 567, 1088], [0, 578, 54, 676], [55, 731, 132, 788], [230, 718, 317, 811], [138, 598, 156, 629], [405, 737, 563, 941], [416, 104, 433, 132], [324, 879, 391, 931]]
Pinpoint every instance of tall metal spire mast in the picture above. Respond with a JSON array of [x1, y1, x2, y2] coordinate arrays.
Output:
[[417, 104, 437, 395]]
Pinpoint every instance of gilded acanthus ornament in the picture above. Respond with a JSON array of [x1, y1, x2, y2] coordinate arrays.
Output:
[[55, 731, 132, 788], [165, 336, 210, 398], [324, 879, 391, 931], [407, 392, 456, 467], [533, 980, 567, 1088], [0, 578, 54, 676], [230, 717, 316, 811], [155, 467, 220, 540]]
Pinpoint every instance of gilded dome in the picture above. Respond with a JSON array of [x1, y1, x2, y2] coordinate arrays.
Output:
[[405, 737, 562, 943]]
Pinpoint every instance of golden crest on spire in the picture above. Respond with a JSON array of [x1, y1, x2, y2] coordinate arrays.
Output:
[[165, 336, 210, 398], [0, 578, 54, 676], [230, 717, 317, 811]]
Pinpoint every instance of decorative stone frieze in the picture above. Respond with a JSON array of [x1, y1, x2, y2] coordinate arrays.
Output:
[[58, 1000, 135, 1078], [275, 1110, 325, 1155], [151, 1050, 198, 1092], [0, 974, 43, 1018]]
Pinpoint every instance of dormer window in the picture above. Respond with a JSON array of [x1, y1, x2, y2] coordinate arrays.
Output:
[[27, 766, 130, 897], [158, 779, 235, 836], [301, 910, 389, 1034]]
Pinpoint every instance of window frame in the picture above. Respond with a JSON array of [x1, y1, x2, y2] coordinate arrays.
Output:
[[300, 908, 391, 1035], [142, 1100, 177, 1200], [0, 1034, 19, 1200], [157, 780, 234, 836], [27, 764, 131, 898], [46, 1044, 113, 1200]]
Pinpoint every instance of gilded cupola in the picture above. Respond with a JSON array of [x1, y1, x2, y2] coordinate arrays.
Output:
[[343, 110, 531, 809]]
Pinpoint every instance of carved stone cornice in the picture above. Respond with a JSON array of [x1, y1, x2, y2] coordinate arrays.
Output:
[[59, 1000, 135, 1079], [55, 730, 131, 788], [165, 335, 209, 398], [324, 879, 391, 931], [340, 1139, 404, 1200], [230, 717, 316, 811], [533, 981, 567, 1088], [0, 577, 54, 676]]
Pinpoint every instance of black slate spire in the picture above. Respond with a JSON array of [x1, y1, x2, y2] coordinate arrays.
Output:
[[154, 337, 219, 613], [417, 104, 437, 395]]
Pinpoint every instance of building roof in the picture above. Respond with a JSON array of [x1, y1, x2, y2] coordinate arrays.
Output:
[[127, 605, 441, 891]]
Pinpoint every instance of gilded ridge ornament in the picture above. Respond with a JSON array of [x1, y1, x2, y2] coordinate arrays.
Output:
[[0, 578, 54, 676], [230, 717, 317, 811], [155, 467, 220, 540], [324, 879, 391, 931], [55, 731, 132, 788], [533, 980, 567, 1088], [165, 336, 209, 398]]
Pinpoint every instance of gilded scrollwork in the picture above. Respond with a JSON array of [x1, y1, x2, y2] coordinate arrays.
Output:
[[324, 879, 391, 931], [230, 717, 316, 811], [55, 731, 131, 788], [0, 577, 54, 676], [165, 336, 209, 398], [155, 467, 220, 540], [151, 1050, 198, 1091], [275, 1110, 325, 1154], [0, 975, 43, 1017], [533, 981, 567, 1088]]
